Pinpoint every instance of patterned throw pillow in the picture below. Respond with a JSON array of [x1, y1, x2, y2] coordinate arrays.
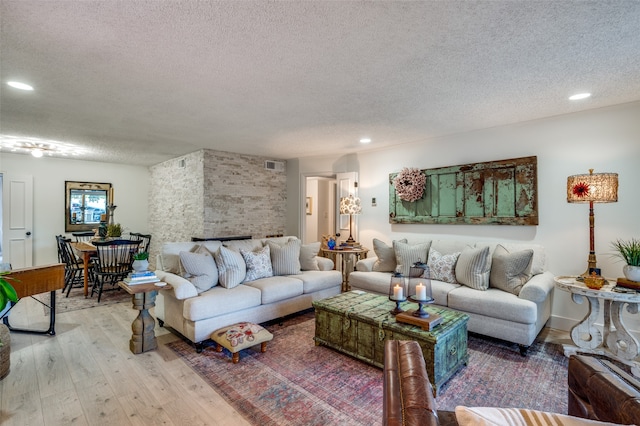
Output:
[[455, 245, 492, 290], [489, 244, 534, 295], [179, 250, 219, 293], [393, 240, 431, 277], [267, 239, 302, 275], [241, 245, 273, 283], [427, 249, 460, 284], [372, 238, 407, 272], [213, 246, 247, 289]]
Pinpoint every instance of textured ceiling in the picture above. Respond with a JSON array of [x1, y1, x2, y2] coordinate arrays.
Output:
[[1, 1, 639, 166]]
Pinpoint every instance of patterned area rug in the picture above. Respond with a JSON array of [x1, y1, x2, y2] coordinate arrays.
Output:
[[167, 311, 568, 426], [37, 286, 131, 315]]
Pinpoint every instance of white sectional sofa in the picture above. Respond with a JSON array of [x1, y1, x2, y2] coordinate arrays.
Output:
[[154, 236, 342, 352], [349, 238, 555, 355]]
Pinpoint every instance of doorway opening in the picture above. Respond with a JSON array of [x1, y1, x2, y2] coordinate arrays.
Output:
[[303, 176, 336, 244]]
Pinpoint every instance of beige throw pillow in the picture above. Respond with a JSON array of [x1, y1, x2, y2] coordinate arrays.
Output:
[[213, 246, 246, 289], [267, 239, 302, 275], [179, 250, 219, 293], [455, 245, 491, 290], [372, 238, 407, 272], [393, 240, 431, 277], [427, 249, 460, 284], [454, 406, 618, 426], [300, 242, 321, 271], [489, 245, 534, 295]]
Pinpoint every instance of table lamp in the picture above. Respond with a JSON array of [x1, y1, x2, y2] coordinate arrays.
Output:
[[339, 194, 362, 245], [566, 169, 618, 278]]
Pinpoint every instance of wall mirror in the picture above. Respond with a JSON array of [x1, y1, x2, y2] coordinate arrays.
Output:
[[65, 181, 112, 232]]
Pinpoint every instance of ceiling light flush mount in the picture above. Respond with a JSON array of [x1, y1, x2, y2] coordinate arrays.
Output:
[[569, 93, 591, 101], [359, 138, 372, 144], [7, 81, 34, 91], [0, 135, 86, 158]]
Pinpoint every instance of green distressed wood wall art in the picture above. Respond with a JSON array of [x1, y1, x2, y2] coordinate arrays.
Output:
[[389, 156, 538, 225]]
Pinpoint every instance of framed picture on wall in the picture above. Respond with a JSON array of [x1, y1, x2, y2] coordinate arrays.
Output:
[[306, 197, 312, 215]]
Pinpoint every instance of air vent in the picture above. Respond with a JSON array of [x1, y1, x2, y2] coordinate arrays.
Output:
[[264, 160, 285, 172]]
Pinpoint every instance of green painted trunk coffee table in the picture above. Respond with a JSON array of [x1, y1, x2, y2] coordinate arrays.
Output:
[[313, 291, 469, 396]]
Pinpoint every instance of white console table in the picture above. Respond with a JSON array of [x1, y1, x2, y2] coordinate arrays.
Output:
[[555, 275, 640, 375]]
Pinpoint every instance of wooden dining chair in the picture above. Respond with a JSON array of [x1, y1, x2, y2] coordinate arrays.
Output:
[[72, 231, 96, 243], [129, 232, 152, 254], [91, 239, 142, 302], [56, 235, 86, 296]]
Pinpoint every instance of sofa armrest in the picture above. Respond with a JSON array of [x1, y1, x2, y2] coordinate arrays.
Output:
[[155, 270, 199, 300], [384, 340, 439, 426], [356, 256, 378, 272], [518, 271, 555, 303], [317, 256, 335, 271]]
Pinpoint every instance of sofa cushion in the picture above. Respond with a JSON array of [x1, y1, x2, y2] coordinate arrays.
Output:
[[240, 245, 273, 283], [456, 245, 491, 290], [427, 249, 460, 284], [300, 242, 321, 271], [183, 284, 262, 322], [489, 245, 534, 295], [244, 276, 303, 304], [213, 246, 247, 289], [372, 238, 407, 272], [268, 239, 302, 275], [290, 270, 342, 293], [160, 241, 223, 274], [448, 286, 537, 324], [393, 240, 431, 276], [179, 249, 218, 293]]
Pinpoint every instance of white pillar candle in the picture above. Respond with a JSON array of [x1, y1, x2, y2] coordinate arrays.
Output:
[[393, 284, 403, 300], [416, 283, 427, 300]]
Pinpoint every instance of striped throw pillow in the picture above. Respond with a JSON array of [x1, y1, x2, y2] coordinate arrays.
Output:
[[267, 239, 301, 275], [455, 245, 491, 290], [213, 246, 246, 289]]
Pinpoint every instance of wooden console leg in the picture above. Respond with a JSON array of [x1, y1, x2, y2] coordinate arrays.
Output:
[[232, 352, 240, 364], [261, 342, 268, 353]]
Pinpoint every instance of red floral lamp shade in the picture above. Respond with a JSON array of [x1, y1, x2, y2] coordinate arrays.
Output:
[[567, 169, 618, 203]]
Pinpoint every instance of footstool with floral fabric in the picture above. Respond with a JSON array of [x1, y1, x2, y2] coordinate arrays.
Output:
[[211, 322, 274, 363]]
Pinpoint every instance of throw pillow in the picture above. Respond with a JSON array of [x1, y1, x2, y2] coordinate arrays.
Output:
[[240, 245, 273, 283], [455, 245, 491, 290], [300, 242, 321, 271], [393, 240, 431, 277], [267, 239, 302, 275], [372, 238, 407, 272], [427, 249, 460, 284], [454, 406, 614, 426], [489, 244, 534, 295], [213, 246, 246, 289], [179, 250, 218, 293]]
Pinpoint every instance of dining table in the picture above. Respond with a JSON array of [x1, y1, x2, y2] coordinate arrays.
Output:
[[71, 241, 97, 297]]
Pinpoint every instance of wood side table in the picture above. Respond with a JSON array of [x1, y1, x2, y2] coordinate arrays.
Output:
[[555, 275, 640, 375], [118, 281, 172, 354], [320, 247, 368, 291]]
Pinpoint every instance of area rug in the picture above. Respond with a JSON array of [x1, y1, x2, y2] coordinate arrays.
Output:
[[37, 286, 131, 315], [167, 312, 568, 426]]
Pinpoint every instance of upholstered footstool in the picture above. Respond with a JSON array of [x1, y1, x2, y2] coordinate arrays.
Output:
[[211, 322, 273, 363]]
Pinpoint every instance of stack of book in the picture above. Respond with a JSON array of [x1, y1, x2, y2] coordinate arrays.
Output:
[[124, 270, 160, 285]]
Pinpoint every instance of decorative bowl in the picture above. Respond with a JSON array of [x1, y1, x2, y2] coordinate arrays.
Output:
[[584, 276, 605, 290]]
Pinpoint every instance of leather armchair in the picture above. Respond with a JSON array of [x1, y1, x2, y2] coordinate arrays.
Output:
[[568, 354, 640, 424]]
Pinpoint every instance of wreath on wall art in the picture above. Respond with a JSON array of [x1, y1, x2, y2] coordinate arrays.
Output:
[[393, 167, 426, 202]]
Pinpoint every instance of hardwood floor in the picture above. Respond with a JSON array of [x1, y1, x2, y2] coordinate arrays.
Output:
[[0, 295, 250, 426], [1, 295, 571, 425]]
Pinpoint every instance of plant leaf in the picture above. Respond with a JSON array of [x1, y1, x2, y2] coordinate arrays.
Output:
[[0, 279, 18, 303]]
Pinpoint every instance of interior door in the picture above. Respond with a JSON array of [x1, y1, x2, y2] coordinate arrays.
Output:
[[2, 173, 34, 268], [335, 172, 358, 243]]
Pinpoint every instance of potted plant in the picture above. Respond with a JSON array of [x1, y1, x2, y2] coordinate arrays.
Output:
[[0, 272, 18, 380], [611, 238, 640, 282], [132, 251, 150, 273], [107, 223, 123, 238]]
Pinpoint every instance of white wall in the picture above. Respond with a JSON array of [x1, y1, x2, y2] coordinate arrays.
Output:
[[0, 152, 150, 266], [289, 101, 640, 330]]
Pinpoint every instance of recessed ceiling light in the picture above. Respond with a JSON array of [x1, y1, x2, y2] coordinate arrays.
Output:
[[569, 93, 591, 101], [359, 138, 372, 144], [7, 81, 34, 91]]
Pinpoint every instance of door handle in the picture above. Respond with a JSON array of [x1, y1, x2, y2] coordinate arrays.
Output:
[[26, 231, 32, 236]]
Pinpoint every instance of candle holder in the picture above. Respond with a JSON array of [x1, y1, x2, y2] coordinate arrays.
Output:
[[408, 274, 433, 318], [388, 274, 408, 315], [408, 295, 434, 318], [107, 205, 117, 226]]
